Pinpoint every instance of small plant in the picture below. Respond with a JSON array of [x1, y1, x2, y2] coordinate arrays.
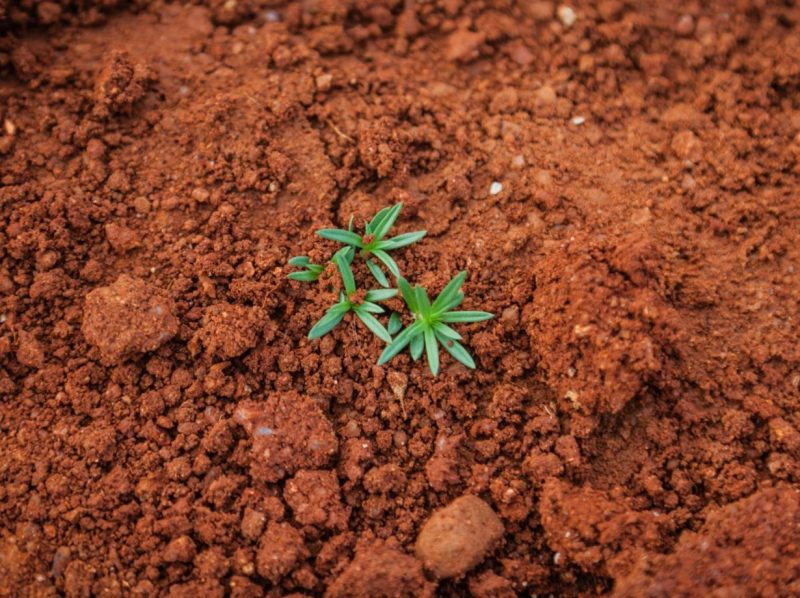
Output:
[[308, 252, 397, 342], [377, 272, 493, 375], [288, 245, 355, 283], [287, 203, 492, 376], [316, 203, 426, 287]]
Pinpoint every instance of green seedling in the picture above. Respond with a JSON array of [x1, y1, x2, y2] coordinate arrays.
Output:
[[308, 251, 398, 342], [316, 202, 426, 287], [288, 245, 355, 282], [377, 272, 493, 376]]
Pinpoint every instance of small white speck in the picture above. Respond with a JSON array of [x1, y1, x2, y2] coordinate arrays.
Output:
[[511, 154, 526, 168], [0, 314, 5, 323], [557, 6, 577, 27], [264, 10, 281, 22], [554, 552, 562, 564], [255, 426, 274, 437], [178, 86, 189, 95], [490, 181, 503, 195], [570, 116, 586, 125]]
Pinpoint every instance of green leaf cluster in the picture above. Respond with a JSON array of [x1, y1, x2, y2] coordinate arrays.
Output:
[[287, 203, 493, 375]]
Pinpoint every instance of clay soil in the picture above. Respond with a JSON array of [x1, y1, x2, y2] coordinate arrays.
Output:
[[2, 0, 800, 596]]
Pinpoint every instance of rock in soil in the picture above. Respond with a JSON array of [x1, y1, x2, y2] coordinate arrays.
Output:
[[326, 540, 434, 598], [415, 494, 504, 579], [81, 274, 179, 364]]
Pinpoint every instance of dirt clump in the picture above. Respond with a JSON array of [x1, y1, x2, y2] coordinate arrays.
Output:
[[81, 274, 179, 364], [415, 494, 504, 579], [234, 393, 338, 483], [326, 539, 434, 598], [615, 487, 800, 597]]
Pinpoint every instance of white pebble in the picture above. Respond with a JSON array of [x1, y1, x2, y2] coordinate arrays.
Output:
[[490, 181, 503, 195], [264, 10, 281, 22], [557, 5, 577, 27], [570, 116, 586, 125], [553, 552, 562, 564], [0, 313, 5, 323]]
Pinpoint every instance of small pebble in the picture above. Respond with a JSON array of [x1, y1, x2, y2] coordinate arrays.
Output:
[[511, 154, 526, 169], [490, 182, 503, 195], [264, 10, 281, 22], [557, 5, 577, 27], [570, 116, 586, 125], [415, 494, 504, 579]]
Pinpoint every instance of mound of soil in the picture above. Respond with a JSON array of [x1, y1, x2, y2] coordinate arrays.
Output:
[[2, 0, 800, 596]]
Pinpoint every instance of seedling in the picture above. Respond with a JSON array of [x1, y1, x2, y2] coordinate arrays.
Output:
[[316, 203, 426, 287], [378, 272, 493, 375], [288, 246, 355, 282], [308, 252, 397, 342]]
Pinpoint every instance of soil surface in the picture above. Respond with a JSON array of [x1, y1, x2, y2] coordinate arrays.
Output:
[[2, 1, 800, 596]]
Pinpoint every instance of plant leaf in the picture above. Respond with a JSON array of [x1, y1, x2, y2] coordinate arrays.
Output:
[[432, 271, 466, 313], [378, 320, 424, 365], [358, 301, 385, 314], [410, 333, 424, 360], [440, 311, 494, 323], [415, 286, 431, 316], [333, 245, 355, 264], [308, 305, 348, 339], [354, 308, 393, 343], [288, 270, 320, 282], [388, 312, 402, 335], [366, 206, 391, 235], [317, 228, 363, 246], [365, 288, 398, 302], [397, 276, 418, 313], [372, 203, 403, 240], [433, 322, 462, 340], [366, 259, 390, 288], [288, 256, 310, 267], [334, 252, 356, 295], [372, 249, 400, 277], [424, 327, 440, 376], [379, 230, 427, 250], [435, 332, 476, 369]]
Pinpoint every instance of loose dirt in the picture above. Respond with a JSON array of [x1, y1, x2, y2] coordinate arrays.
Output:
[[1, 1, 799, 596]]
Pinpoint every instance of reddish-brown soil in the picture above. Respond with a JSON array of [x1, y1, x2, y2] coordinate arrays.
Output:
[[2, 1, 800, 596]]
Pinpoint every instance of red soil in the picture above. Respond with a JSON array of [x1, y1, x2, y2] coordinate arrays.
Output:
[[1, 1, 800, 596]]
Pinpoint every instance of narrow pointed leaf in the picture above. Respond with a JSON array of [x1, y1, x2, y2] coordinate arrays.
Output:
[[366, 206, 391, 235], [440, 311, 494, 323], [366, 259, 390, 288], [372, 203, 403, 240], [378, 321, 424, 365], [433, 322, 462, 340], [373, 249, 400, 277], [388, 312, 402, 335], [435, 332, 476, 369], [397, 277, 418, 312], [379, 230, 427, 250], [432, 271, 466, 312], [288, 256, 310, 267], [365, 288, 398, 302], [334, 253, 356, 295], [308, 306, 348, 339], [358, 301, 385, 314], [317, 228, 363, 246], [410, 333, 424, 360], [415, 286, 431, 316], [354, 309, 393, 343], [333, 245, 355, 264], [347, 215, 354, 231], [288, 271, 320, 282], [424, 327, 440, 376]]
